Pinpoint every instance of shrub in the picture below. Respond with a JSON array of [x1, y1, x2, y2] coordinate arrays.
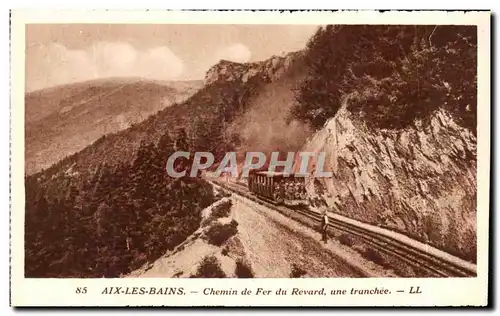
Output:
[[290, 264, 307, 278], [211, 200, 232, 219], [204, 220, 239, 246], [361, 248, 386, 267], [190, 255, 226, 278], [292, 25, 477, 133], [172, 271, 183, 278], [235, 259, 254, 278], [202, 199, 233, 227], [338, 234, 354, 247], [176, 244, 185, 252], [215, 189, 232, 199]]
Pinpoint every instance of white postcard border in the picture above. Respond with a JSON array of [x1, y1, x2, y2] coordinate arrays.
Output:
[[10, 10, 491, 307]]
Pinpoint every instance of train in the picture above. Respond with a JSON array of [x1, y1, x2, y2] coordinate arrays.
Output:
[[247, 170, 308, 206]]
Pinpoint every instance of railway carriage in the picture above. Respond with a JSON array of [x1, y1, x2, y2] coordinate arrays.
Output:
[[247, 170, 308, 205]]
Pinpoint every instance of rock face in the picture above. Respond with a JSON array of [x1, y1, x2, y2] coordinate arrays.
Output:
[[204, 52, 303, 85], [302, 105, 477, 262], [205, 52, 477, 262]]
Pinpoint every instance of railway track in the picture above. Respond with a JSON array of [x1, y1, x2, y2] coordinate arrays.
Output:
[[210, 178, 477, 278]]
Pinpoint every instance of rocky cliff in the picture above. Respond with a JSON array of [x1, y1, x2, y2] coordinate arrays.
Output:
[[201, 44, 477, 263], [302, 103, 477, 262], [27, 26, 478, 275], [204, 52, 303, 85]]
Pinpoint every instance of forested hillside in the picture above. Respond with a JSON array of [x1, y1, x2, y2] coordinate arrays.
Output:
[[25, 24, 479, 276], [293, 25, 478, 262], [292, 25, 476, 134], [25, 74, 267, 277], [25, 131, 216, 277]]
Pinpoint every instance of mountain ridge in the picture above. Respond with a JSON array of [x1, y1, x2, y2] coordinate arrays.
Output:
[[24, 25, 478, 277], [25, 78, 203, 174]]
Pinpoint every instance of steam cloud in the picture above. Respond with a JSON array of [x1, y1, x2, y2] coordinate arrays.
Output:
[[228, 79, 312, 160]]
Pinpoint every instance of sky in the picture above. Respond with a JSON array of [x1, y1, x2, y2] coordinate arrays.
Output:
[[25, 24, 318, 92]]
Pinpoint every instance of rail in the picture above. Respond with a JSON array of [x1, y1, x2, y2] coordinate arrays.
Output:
[[210, 178, 477, 278]]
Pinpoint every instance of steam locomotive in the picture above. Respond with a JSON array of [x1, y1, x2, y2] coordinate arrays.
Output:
[[247, 170, 308, 205]]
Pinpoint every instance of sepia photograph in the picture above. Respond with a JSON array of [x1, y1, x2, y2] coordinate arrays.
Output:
[[10, 10, 490, 307]]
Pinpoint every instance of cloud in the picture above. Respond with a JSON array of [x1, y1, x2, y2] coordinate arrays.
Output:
[[136, 46, 184, 78], [215, 43, 252, 63], [26, 41, 185, 91]]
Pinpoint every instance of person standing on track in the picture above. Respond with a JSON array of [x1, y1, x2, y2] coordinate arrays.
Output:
[[321, 210, 329, 243]]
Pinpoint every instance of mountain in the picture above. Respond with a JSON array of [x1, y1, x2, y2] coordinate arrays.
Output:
[[25, 78, 203, 174], [302, 106, 476, 262], [24, 56, 293, 277], [30, 52, 306, 190], [294, 25, 477, 263], [24, 24, 477, 277]]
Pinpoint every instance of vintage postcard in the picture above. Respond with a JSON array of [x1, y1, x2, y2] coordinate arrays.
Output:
[[10, 10, 490, 307]]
